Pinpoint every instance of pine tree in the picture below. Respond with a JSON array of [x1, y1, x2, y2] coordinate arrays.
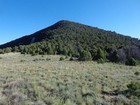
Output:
[[95, 48, 106, 60], [47, 43, 54, 54]]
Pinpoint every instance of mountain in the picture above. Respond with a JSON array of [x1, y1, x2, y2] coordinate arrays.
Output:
[[0, 20, 140, 48], [0, 20, 140, 63]]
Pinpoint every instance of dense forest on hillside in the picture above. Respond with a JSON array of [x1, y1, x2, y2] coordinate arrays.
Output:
[[0, 20, 140, 65]]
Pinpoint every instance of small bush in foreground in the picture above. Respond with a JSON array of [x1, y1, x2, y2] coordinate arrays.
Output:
[[97, 58, 105, 64], [20, 60, 26, 62], [127, 81, 140, 98], [60, 56, 65, 61], [134, 71, 140, 76], [69, 57, 74, 61], [125, 58, 138, 66]]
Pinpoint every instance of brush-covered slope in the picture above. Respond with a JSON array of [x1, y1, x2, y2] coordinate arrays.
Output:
[[0, 20, 140, 63]]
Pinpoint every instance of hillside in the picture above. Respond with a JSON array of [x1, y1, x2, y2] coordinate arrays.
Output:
[[1, 20, 140, 48], [0, 20, 140, 63]]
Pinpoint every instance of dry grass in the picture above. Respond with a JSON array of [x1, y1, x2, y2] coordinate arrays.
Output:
[[0, 53, 139, 105]]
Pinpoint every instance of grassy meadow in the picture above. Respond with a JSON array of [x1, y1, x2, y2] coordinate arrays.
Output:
[[0, 53, 139, 105]]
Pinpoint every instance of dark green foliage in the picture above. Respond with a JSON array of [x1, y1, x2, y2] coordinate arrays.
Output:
[[69, 57, 74, 61], [0, 47, 12, 54], [134, 72, 140, 76], [125, 58, 138, 66], [47, 43, 54, 55], [79, 50, 92, 61], [4, 47, 12, 53], [20, 60, 26, 62], [97, 58, 105, 64], [127, 82, 140, 98], [60, 56, 65, 61], [65, 55, 68, 59], [109, 50, 119, 62], [46, 58, 51, 61], [94, 48, 106, 60], [0, 49, 4, 54], [30, 50, 37, 56]]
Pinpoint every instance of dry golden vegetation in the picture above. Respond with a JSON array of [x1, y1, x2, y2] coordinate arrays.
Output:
[[0, 53, 139, 105]]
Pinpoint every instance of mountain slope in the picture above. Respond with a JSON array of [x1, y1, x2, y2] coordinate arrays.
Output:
[[0, 20, 140, 63], [0, 20, 140, 48]]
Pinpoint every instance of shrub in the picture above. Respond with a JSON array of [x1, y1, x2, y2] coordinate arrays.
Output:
[[134, 72, 140, 76], [60, 56, 65, 61], [3, 47, 12, 53], [0, 49, 4, 54], [125, 58, 138, 66], [69, 57, 74, 61], [31, 53, 37, 56], [79, 50, 92, 61], [46, 58, 51, 61], [127, 81, 140, 98], [10, 92, 27, 105], [65, 55, 69, 59], [97, 58, 105, 64], [95, 48, 106, 60], [21, 51, 26, 54], [64, 99, 76, 105], [20, 60, 25, 62], [109, 50, 119, 62]]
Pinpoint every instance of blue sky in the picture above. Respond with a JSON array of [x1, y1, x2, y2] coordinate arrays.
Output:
[[0, 0, 140, 44]]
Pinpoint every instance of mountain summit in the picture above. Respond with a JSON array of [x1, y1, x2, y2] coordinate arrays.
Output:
[[0, 20, 88, 48]]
